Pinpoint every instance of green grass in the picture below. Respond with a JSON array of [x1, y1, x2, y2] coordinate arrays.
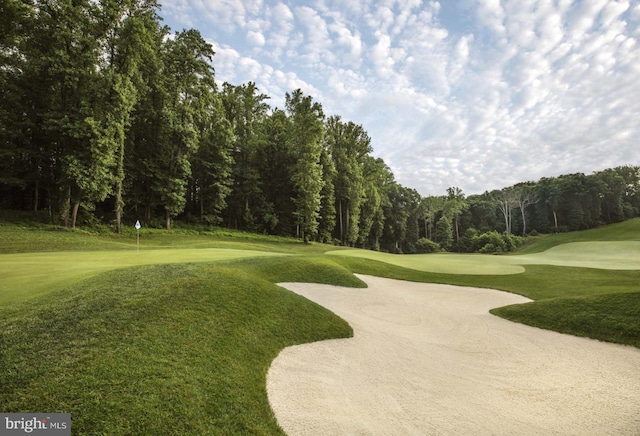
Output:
[[0, 219, 639, 434], [0, 248, 287, 305], [492, 293, 640, 348], [0, 221, 339, 254], [326, 249, 526, 275], [0, 260, 355, 434], [515, 217, 640, 254]]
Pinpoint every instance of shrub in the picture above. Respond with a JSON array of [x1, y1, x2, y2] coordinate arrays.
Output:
[[471, 231, 526, 253], [416, 238, 441, 253], [459, 228, 479, 253]]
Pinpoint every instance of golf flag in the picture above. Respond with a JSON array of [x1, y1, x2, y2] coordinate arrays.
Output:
[[135, 220, 141, 254]]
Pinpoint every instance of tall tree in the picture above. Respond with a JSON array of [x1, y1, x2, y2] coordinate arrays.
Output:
[[188, 91, 234, 225], [155, 29, 216, 229], [444, 186, 467, 248], [495, 188, 516, 234], [358, 156, 392, 249], [221, 82, 270, 231], [285, 89, 325, 243], [420, 196, 444, 241], [102, 0, 161, 233], [326, 116, 371, 245], [512, 185, 536, 236], [256, 108, 294, 234], [37, 0, 116, 228]]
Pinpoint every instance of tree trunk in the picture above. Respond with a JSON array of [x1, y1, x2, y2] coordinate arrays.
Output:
[[115, 181, 123, 234], [338, 200, 344, 245], [454, 216, 460, 250], [165, 209, 171, 230], [62, 186, 71, 228], [345, 204, 350, 246], [553, 210, 558, 231], [33, 180, 39, 212], [71, 200, 80, 229]]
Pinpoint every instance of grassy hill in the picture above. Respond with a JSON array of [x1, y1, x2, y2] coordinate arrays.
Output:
[[0, 219, 638, 434]]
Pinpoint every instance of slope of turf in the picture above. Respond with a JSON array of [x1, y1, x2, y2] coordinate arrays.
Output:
[[515, 217, 640, 254], [0, 259, 357, 435], [491, 292, 640, 348], [0, 222, 339, 254], [0, 248, 287, 305]]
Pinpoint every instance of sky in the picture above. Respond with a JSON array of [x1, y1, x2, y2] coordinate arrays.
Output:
[[160, 0, 640, 196]]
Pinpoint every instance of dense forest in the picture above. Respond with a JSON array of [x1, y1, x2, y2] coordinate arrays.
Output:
[[1, 1, 639, 252]]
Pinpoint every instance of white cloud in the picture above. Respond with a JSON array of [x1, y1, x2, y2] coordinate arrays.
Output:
[[247, 30, 266, 46], [162, 0, 640, 196]]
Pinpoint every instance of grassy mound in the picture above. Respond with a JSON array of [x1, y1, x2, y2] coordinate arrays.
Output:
[[0, 260, 355, 434], [492, 292, 640, 347]]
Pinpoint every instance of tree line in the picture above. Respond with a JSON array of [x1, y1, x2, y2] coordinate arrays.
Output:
[[1, 1, 639, 252]]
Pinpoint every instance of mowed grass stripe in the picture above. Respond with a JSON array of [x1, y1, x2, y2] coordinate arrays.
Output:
[[0, 249, 287, 305]]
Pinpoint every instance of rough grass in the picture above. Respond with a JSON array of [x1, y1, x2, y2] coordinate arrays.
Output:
[[0, 260, 355, 435], [492, 292, 640, 347]]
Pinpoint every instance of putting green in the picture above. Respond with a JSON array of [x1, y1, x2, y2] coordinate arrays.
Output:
[[327, 241, 640, 275], [326, 250, 526, 275], [510, 241, 640, 270], [0, 248, 286, 305]]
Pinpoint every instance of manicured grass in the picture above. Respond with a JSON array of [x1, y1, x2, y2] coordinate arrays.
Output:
[[1, 219, 639, 435], [492, 292, 640, 347], [516, 217, 640, 254], [326, 249, 526, 275], [0, 222, 338, 254], [511, 241, 640, 270], [0, 248, 287, 305], [328, 233, 640, 274], [0, 260, 354, 434]]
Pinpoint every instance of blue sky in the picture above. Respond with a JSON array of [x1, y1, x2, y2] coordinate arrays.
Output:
[[160, 0, 640, 196]]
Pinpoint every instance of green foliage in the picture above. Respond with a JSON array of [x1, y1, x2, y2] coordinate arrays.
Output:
[[286, 89, 325, 243], [416, 237, 441, 253], [1, 0, 638, 256], [471, 231, 526, 253], [435, 215, 453, 250]]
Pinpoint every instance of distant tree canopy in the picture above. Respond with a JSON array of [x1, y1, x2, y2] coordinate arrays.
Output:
[[1, 1, 639, 250]]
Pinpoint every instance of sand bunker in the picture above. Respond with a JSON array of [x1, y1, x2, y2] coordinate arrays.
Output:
[[267, 275, 640, 435]]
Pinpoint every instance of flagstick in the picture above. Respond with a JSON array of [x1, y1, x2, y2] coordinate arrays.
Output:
[[135, 220, 141, 254]]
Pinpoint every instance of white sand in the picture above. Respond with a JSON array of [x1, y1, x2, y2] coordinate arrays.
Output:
[[267, 275, 640, 435]]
